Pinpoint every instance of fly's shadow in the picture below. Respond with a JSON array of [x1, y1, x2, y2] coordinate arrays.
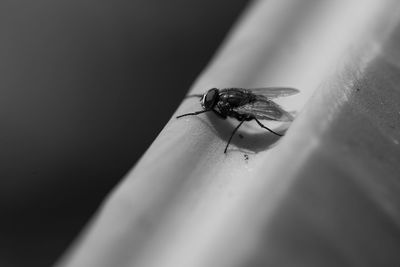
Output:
[[201, 112, 285, 153]]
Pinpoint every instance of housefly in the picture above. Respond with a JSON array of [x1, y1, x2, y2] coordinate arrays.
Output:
[[176, 87, 299, 153]]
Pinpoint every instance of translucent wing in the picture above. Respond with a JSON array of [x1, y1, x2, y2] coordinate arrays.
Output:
[[232, 98, 294, 121], [246, 87, 299, 99]]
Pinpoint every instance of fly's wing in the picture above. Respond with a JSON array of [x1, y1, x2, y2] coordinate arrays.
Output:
[[247, 87, 299, 99], [232, 98, 294, 122]]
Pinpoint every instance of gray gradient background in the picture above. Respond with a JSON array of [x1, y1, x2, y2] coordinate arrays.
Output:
[[0, 1, 249, 266]]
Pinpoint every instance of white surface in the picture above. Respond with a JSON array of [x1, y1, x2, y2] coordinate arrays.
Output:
[[58, 0, 400, 266]]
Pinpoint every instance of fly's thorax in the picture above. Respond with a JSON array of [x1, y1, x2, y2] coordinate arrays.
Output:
[[218, 89, 256, 108], [201, 88, 219, 110]]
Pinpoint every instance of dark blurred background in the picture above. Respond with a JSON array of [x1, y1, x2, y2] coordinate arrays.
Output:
[[0, 1, 249, 266]]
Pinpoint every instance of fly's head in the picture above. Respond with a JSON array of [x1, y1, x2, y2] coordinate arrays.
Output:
[[201, 88, 219, 110]]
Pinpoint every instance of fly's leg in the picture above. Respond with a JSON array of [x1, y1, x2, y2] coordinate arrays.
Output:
[[213, 109, 227, 119], [254, 118, 282, 136], [224, 120, 245, 153], [176, 110, 210, 119], [185, 94, 203, 99]]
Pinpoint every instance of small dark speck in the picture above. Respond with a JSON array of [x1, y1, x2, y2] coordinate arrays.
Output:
[[356, 88, 360, 92], [239, 134, 244, 139], [244, 154, 249, 161]]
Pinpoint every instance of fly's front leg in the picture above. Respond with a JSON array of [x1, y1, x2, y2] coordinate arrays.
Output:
[[176, 109, 210, 119]]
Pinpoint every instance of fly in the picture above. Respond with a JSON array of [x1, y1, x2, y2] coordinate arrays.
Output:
[[177, 87, 299, 153]]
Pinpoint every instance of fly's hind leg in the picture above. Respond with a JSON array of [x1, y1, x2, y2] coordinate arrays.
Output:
[[224, 120, 245, 153], [254, 118, 282, 136]]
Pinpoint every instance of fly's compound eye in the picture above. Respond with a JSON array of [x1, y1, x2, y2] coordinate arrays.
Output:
[[201, 88, 219, 110]]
